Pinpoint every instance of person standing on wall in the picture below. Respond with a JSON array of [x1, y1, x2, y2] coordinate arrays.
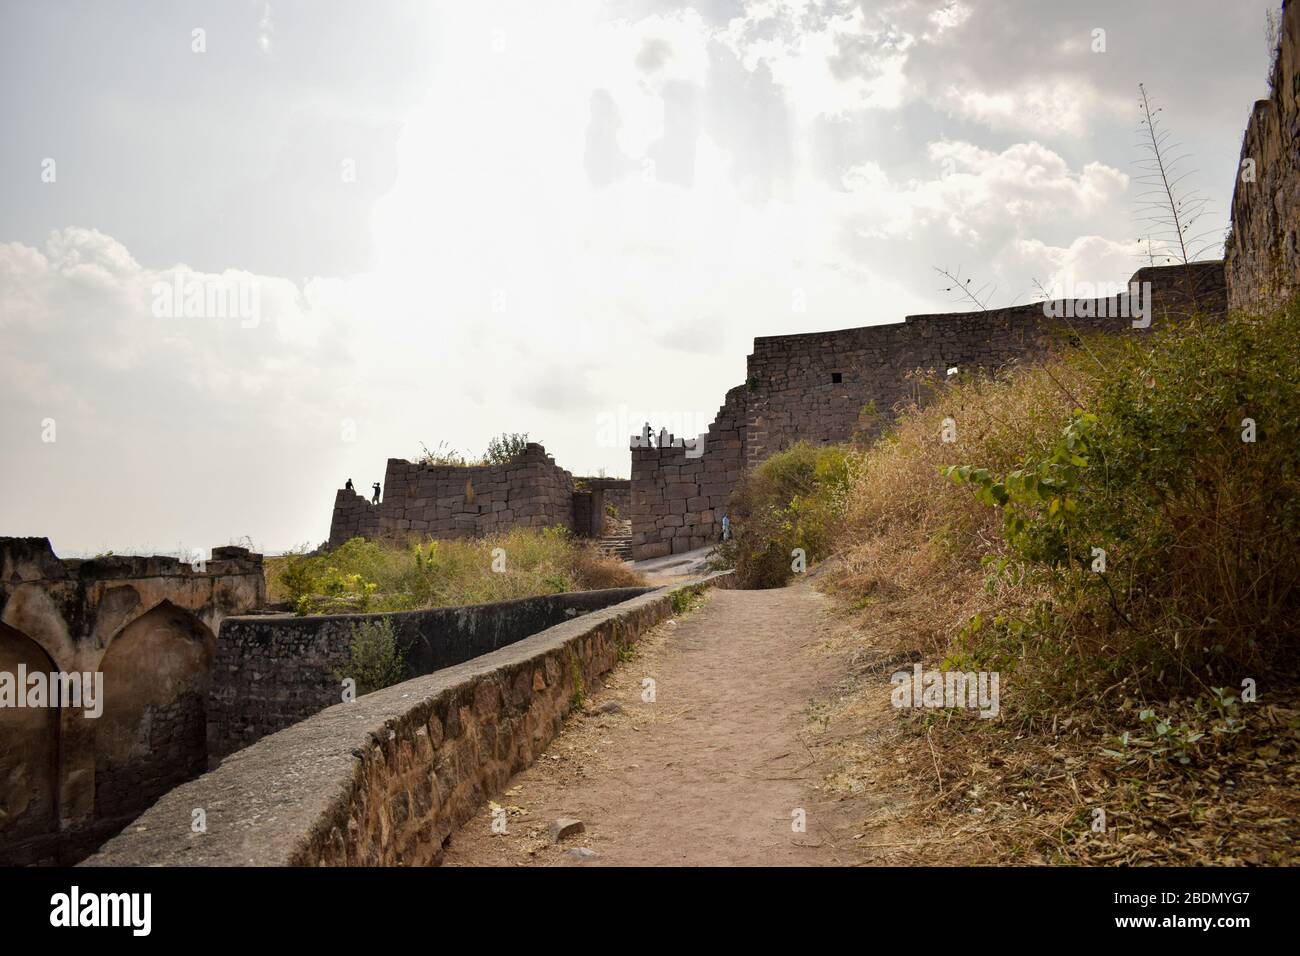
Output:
[[372, 482, 381, 505], [345, 478, 354, 491]]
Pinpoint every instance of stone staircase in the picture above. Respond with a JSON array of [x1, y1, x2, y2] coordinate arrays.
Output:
[[596, 519, 633, 561]]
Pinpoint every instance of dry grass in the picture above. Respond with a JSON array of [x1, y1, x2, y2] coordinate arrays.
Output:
[[266, 526, 644, 614], [815, 605, 1300, 864], [827, 361, 1088, 665], [815, 337, 1300, 865]]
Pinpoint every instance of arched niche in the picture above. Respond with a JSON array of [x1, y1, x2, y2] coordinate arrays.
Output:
[[0, 622, 60, 843], [94, 602, 215, 820]]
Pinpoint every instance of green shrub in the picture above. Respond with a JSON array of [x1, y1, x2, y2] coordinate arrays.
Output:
[[337, 618, 407, 696], [483, 432, 530, 465], [721, 442, 853, 588], [944, 300, 1300, 704]]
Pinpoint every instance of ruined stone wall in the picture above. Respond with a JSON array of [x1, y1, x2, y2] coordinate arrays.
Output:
[[0, 538, 264, 865], [328, 443, 577, 549], [744, 264, 1225, 468], [630, 263, 1226, 560], [631, 385, 746, 559], [1225, 0, 1300, 314], [83, 574, 732, 867], [92, 603, 214, 822], [208, 586, 652, 757], [600, 484, 632, 519], [327, 489, 380, 548], [576, 478, 631, 522]]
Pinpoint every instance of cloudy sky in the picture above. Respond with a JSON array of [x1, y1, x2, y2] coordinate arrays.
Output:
[[0, 0, 1280, 556]]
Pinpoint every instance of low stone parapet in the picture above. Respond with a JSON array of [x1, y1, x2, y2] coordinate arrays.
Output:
[[82, 572, 731, 867], [207, 587, 654, 758]]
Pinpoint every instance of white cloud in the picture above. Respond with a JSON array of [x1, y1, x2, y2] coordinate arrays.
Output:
[[719, 1, 914, 116], [940, 78, 1128, 136], [843, 140, 1129, 243], [1013, 234, 1149, 291], [926, 1, 974, 37], [0, 227, 357, 408]]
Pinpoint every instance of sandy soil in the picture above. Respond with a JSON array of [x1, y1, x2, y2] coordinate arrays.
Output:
[[441, 583, 880, 866]]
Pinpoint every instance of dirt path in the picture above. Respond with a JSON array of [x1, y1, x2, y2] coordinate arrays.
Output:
[[441, 583, 871, 866]]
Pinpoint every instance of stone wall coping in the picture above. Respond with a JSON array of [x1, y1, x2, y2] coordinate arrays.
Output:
[[82, 571, 732, 867], [218, 585, 655, 630], [0, 536, 263, 588], [750, 261, 1225, 347]]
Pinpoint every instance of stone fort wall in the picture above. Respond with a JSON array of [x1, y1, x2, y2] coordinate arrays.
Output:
[[1225, 0, 1299, 314], [328, 442, 579, 549], [631, 385, 747, 559], [630, 262, 1227, 559], [629, 0, 1297, 563]]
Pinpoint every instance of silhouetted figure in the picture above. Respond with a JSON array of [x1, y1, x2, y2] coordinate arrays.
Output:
[[345, 478, 354, 491], [372, 482, 381, 505]]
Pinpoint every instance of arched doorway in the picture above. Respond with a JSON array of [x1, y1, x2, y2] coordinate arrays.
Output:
[[0, 622, 59, 844], [94, 602, 215, 821]]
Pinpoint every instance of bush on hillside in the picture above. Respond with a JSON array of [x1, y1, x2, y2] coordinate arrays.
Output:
[[821, 300, 1300, 714], [945, 304, 1300, 703], [719, 442, 852, 588]]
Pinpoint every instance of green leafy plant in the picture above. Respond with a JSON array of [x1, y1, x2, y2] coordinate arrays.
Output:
[[483, 432, 531, 465], [337, 618, 407, 696], [929, 297, 1300, 706], [946, 412, 1097, 567], [568, 646, 585, 709], [721, 442, 854, 588], [671, 584, 705, 615], [1102, 688, 1251, 768]]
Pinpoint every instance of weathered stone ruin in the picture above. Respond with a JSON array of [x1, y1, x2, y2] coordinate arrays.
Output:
[[0, 532, 657, 864], [207, 585, 653, 758], [0, 538, 265, 864], [630, 262, 1227, 559], [1225, 0, 1300, 313], [327, 442, 630, 549]]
